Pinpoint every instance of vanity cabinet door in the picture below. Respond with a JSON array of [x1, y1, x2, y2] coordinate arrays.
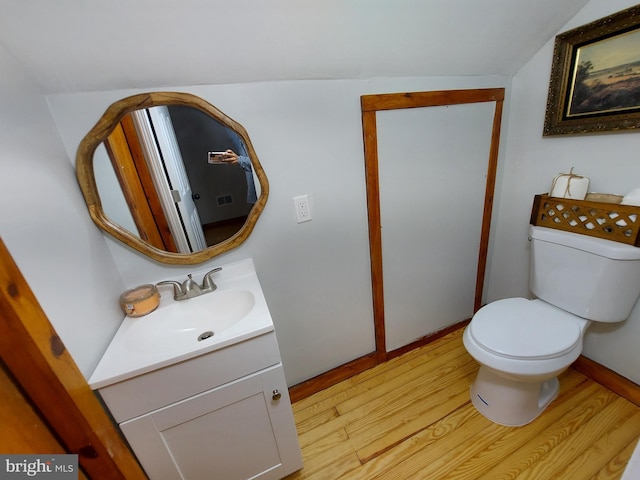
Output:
[[120, 364, 302, 480]]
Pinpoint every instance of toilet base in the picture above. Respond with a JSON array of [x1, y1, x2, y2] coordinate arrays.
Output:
[[470, 366, 559, 426]]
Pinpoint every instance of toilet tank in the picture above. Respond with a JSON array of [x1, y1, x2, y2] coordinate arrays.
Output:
[[529, 226, 640, 322]]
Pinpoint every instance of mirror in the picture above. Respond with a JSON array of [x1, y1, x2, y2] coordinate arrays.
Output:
[[76, 92, 269, 264]]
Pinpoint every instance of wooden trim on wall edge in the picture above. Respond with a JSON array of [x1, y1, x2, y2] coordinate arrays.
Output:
[[288, 353, 378, 403], [385, 319, 471, 362], [572, 355, 640, 407], [288, 319, 471, 403], [0, 238, 147, 479], [289, 320, 640, 409], [361, 88, 505, 363]]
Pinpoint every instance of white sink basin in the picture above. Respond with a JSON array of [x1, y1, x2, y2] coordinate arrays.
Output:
[[124, 290, 255, 353], [89, 259, 274, 389]]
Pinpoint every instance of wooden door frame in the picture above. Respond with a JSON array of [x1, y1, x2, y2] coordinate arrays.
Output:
[[288, 88, 504, 403], [361, 88, 505, 361], [0, 238, 148, 479], [104, 114, 177, 252]]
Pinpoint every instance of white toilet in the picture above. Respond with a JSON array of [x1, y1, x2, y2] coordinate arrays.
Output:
[[463, 225, 640, 426]]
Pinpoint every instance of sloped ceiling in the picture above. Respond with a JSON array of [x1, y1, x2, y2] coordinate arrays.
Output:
[[0, 0, 589, 94]]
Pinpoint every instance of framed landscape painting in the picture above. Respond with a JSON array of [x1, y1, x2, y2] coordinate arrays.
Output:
[[544, 5, 640, 136]]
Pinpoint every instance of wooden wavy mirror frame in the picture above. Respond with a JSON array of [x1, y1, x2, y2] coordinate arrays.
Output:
[[76, 92, 269, 265]]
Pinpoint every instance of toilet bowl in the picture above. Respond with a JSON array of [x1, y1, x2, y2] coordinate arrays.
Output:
[[463, 225, 640, 426], [463, 297, 589, 426]]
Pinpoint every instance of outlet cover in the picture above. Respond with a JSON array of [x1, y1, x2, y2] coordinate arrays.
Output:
[[293, 195, 312, 223]]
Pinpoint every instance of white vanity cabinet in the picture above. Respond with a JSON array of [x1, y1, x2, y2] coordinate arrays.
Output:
[[96, 332, 303, 480], [90, 259, 303, 479]]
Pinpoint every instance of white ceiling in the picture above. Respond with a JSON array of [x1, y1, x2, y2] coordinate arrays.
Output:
[[0, 0, 589, 95]]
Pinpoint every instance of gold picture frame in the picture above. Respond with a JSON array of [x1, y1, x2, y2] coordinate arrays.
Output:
[[543, 5, 640, 136]]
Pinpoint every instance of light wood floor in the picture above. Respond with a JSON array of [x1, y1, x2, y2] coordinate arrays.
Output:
[[285, 328, 640, 480]]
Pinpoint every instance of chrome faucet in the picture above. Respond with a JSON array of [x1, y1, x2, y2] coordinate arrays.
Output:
[[157, 267, 222, 301]]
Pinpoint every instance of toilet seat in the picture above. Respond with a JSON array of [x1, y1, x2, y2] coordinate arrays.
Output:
[[463, 297, 589, 424], [469, 298, 582, 360]]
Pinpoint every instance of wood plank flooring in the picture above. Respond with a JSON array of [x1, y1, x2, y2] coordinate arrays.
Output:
[[285, 328, 640, 480]]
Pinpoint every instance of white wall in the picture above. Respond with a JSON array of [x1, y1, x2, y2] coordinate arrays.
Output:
[[487, 0, 640, 384], [0, 46, 126, 377], [8, 0, 637, 388], [48, 75, 510, 386]]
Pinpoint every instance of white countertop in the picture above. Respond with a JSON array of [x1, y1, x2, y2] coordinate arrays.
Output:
[[89, 258, 274, 389]]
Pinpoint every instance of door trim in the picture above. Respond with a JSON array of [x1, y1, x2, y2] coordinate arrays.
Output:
[[0, 238, 147, 479], [361, 88, 505, 361]]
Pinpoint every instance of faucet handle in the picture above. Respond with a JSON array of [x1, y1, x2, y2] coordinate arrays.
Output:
[[202, 267, 222, 291], [156, 280, 185, 299]]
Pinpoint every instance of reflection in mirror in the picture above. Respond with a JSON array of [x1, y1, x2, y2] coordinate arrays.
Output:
[[76, 92, 268, 265], [100, 106, 258, 253]]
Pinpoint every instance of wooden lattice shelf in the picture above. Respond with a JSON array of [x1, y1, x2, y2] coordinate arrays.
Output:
[[530, 194, 640, 247]]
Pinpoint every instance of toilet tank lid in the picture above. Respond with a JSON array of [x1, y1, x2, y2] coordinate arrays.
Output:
[[530, 226, 640, 260]]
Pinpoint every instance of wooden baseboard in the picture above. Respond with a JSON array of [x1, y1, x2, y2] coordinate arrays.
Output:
[[288, 353, 378, 403], [572, 355, 640, 407], [288, 321, 640, 407], [288, 319, 471, 403], [386, 319, 470, 361]]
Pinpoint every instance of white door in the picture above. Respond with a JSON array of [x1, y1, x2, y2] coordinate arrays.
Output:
[[377, 102, 495, 352], [147, 106, 207, 252]]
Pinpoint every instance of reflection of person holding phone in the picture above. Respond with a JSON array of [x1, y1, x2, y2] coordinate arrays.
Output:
[[215, 149, 257, 204], [212, 149, 241, 165]]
